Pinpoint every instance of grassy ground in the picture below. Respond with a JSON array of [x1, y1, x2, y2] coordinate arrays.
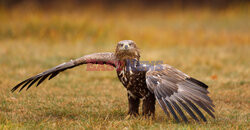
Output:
[[0, 6, 249, 129]]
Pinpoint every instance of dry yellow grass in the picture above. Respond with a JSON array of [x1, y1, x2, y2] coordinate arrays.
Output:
[[0, 6, 249, 129]]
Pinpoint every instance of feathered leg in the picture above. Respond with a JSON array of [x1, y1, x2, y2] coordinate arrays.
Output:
[[126, 92, 140, 119], [142, 94, 156, 118]]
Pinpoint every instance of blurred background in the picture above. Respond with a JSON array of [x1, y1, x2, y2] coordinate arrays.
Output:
[[0, 0, 249, 129], [0, 0, 249, 46]]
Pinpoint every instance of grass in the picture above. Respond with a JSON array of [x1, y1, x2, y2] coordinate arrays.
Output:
[[0, 5, 249, 129]]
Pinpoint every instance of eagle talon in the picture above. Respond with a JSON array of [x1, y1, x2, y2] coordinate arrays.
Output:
[[143, 114, 155, 120], [125, 114, 137, 120]]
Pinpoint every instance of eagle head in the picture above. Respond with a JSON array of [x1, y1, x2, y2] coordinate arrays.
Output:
[[115, 40, 140, 61]]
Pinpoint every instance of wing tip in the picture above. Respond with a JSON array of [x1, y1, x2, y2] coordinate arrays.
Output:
[[187, 77, 208, 89], [11, 87, 17, 93]]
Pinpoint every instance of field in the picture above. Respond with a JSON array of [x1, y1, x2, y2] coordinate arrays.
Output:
[[0, 5, 249, 129]]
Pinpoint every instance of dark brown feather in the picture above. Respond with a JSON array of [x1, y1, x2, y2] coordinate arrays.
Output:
[[146, 64, 214, 122], [12, 53, 117, 92]]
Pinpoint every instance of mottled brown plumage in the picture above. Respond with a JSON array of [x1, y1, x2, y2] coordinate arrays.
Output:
[[12, 40, 215, 122]]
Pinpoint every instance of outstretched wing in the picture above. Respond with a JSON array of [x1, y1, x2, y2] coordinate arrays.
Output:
[[11, 52, 117, 92], [146, 64, 214, 122]]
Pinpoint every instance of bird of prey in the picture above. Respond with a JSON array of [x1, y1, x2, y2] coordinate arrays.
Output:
[[12, 40, 215, 122]]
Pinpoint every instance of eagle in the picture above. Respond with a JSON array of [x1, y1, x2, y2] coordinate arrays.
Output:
[[11, 40, 215, 122]]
